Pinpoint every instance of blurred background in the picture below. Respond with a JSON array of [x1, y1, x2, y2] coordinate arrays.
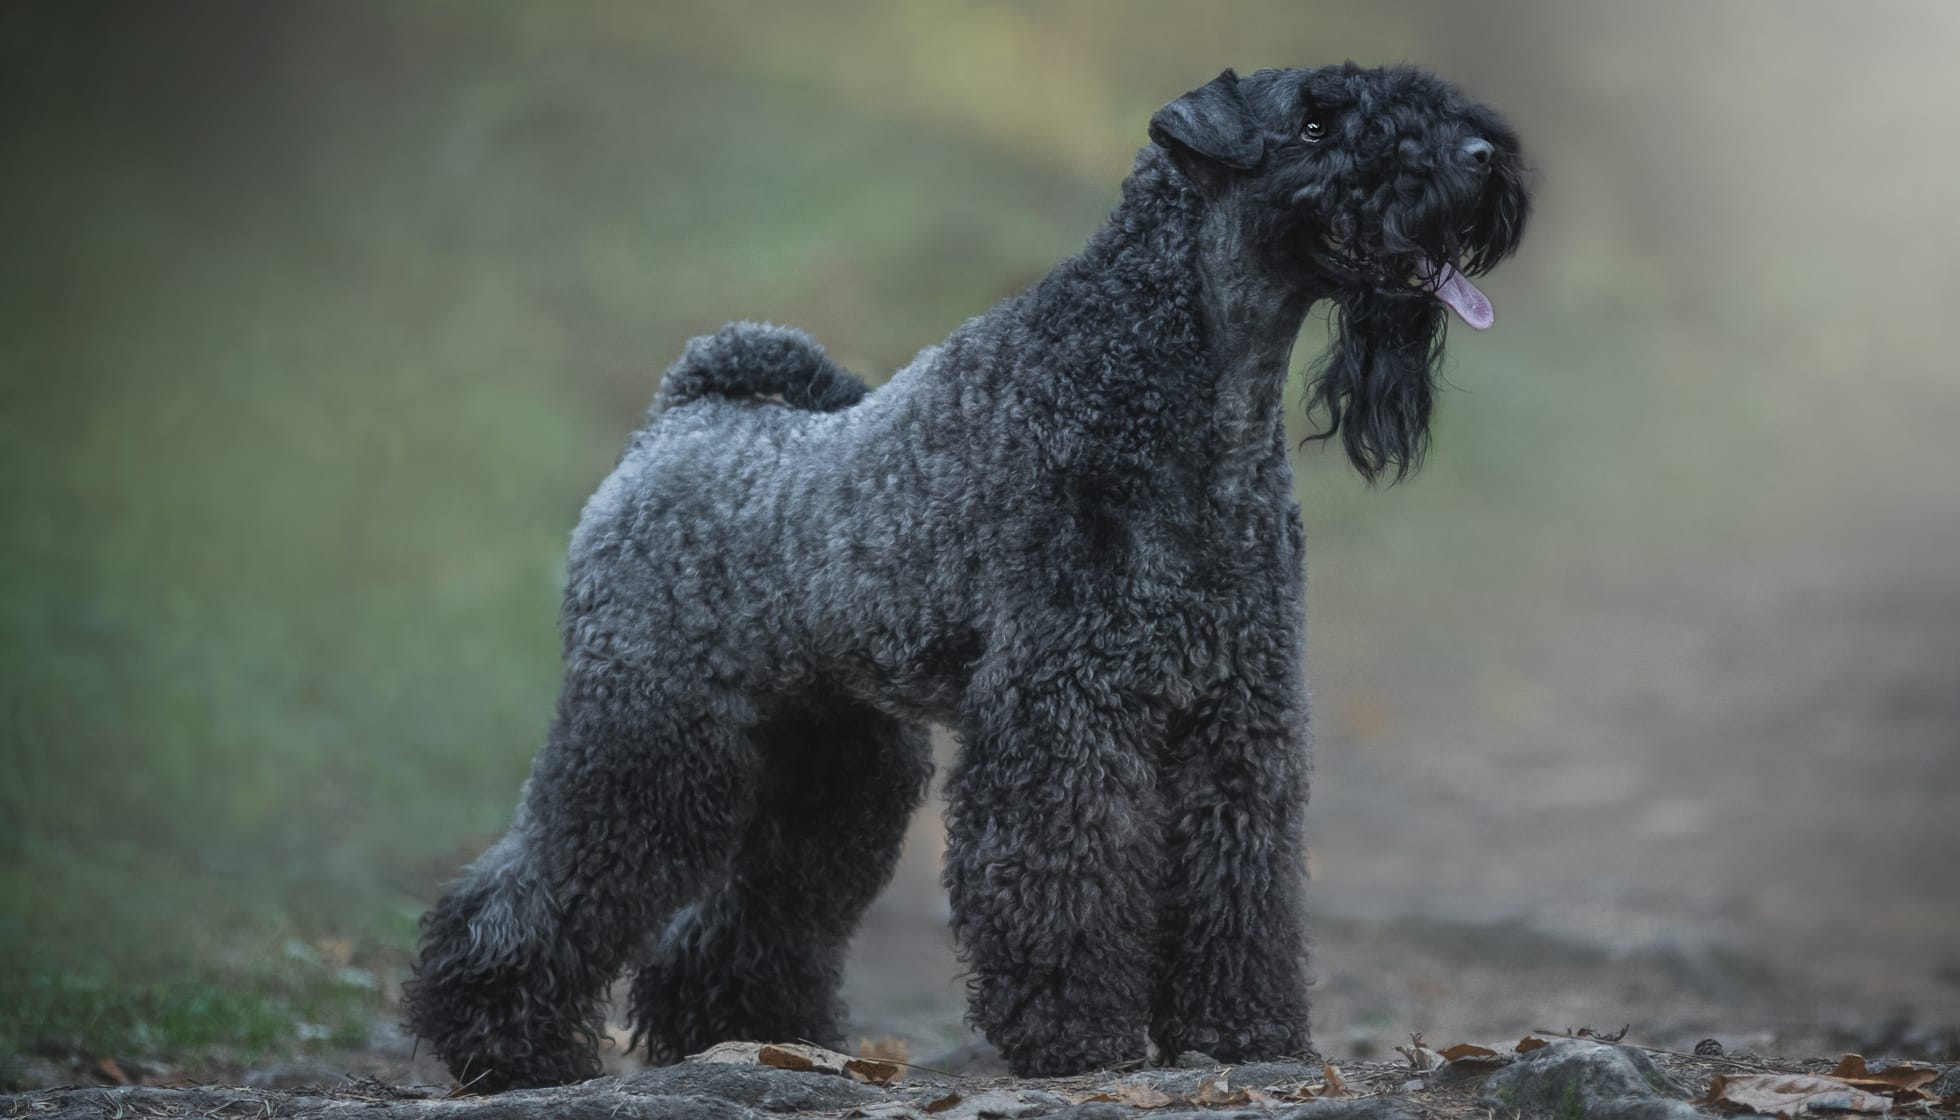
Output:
[[3, 0, 1957, 1088]]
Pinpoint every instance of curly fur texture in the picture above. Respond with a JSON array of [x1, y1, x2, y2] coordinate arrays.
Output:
[[403, 63, 1530, 1090]]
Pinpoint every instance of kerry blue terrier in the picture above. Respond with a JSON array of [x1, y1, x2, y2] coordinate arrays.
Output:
[[403, 63, 1530, 1089]]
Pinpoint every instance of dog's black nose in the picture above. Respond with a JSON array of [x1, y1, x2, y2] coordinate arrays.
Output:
[[1461, 137, 1494, 169]]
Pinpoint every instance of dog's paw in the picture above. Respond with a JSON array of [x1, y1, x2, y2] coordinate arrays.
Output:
[[1001, 1032, 1150, 1078], [1151, 1019, 1312, 1065]]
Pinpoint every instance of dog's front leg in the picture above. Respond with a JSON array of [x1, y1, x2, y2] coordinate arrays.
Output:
[[1151, 671, 1313, 1063], [942, 659, 1161, 1077]]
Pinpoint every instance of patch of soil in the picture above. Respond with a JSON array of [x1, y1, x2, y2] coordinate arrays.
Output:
[[6, 1037, 1958, 1120]]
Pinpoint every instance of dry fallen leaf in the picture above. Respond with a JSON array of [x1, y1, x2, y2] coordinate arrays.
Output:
[[693, 1041, 769, 1064], [844, 1057, 902, 1085], [924, 1091, 962, 1113], [689, 1040, 898, 1084], [1396, 1033, 1446, 1073], [1701, 1073, 1893, 1118], [1831, 1056, 1872, 1079], [1194, 1074, 1251, 1107], [95, 1057, 130, 1085], [1826, 1055, 1939, 1102], [1113, 1081, 1174, 1109], [758, 1043, 819, 1072], [1515, 1035, 1550, 1053], [1439, 1042, 1511, 1069], [1322, 1061, 1349, 1097]]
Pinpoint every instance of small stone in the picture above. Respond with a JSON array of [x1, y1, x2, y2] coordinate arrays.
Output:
[[1477, 1038, 1699, 1120]]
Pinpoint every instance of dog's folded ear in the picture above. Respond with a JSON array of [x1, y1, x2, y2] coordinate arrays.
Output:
[[1149, 70, 1264, 173]]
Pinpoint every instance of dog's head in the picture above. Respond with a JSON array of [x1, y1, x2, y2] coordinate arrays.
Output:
[[1151, 65, 1531, 482]]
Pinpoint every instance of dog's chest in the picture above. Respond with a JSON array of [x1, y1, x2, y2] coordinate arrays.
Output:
[[1082, 489, 1303, 674]]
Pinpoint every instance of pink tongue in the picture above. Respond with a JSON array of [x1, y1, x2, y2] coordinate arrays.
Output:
[[1425, 261, 1494, 330]]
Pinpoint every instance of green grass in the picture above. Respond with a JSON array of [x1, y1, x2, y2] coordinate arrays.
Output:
[[0, 966, 372, 1063]]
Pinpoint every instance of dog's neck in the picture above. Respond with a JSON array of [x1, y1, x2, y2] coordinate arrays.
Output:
[[1076, 150, 1316, 466], [1189, 182, 1315, 462]]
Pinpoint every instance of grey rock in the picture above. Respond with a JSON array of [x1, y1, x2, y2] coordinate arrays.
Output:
[[622, 1063, 888, 1111], [391, 1088, 761, 1120], [1476, 1038, 1700, 1120], [1225, 1061, 1326, 1088], [850, 1101, 925, 1120], [20, 1086, 280, 1120], [1130, 1070, 1205, 1096], [1276, 1100, 1422, 1120], [1430, 1060, 1513, 1089], [1575, 1099, 1709, 1120], [933, 1087, 1068, 1119], [1047, 1088, 1415, 1120]]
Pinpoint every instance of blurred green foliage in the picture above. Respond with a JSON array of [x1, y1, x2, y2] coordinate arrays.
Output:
[[0, 3, 1140, 1061], [0, 970, 371, 1063], [3, 0, 1957, 1066]]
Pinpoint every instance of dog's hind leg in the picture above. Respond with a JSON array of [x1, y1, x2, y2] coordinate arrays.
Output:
[[626, 699, 932, 1063], [402, 659, 761, 1092]]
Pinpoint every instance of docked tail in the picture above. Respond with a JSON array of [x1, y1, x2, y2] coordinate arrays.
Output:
[[655, 322, 866, 414]]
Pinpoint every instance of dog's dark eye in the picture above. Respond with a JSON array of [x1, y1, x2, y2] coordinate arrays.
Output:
[[1301, 118, 1325, 143]]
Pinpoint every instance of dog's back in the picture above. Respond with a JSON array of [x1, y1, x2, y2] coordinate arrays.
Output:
[[570, 322, 984, 723]]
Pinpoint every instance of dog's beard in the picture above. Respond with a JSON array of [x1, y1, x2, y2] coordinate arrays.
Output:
[[1303, 289, 1446, 484]]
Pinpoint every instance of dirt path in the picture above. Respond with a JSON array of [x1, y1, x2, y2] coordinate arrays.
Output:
[[8, 1039, 1957, 1120], [838, 543, 1960, 1068]]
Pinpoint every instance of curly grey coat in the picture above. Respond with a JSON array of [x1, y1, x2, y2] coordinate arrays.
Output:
[[403, 63, 1530, 1089]]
